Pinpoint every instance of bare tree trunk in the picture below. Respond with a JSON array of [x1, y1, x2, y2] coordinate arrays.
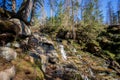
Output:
[[71, 0, 76, 40], [23, 0, 34, 22], [117, 0, 120, 24], [12, 0, 16, 13], [118, 11, 120, 25]]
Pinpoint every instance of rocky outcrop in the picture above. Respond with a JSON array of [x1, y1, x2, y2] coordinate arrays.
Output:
[[28, 33, 59, 72], [0, 66, 16, 80], [0, 18, 31, 45], [0, 47, 17, 61], [9, 18, 31, 37]]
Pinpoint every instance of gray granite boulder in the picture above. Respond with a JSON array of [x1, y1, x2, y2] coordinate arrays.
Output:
[[0, 47, 17, 61], [0, 66, 16, 80]]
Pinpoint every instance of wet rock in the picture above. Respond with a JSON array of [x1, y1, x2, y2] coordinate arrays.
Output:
[[0, 47, 17, 61], [0, 66, 16, 80]]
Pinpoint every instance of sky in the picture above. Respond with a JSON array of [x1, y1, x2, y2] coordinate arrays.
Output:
[[0, 0, 119, 22], [100, 0, 118, 22], [43, 0, 119, 22]]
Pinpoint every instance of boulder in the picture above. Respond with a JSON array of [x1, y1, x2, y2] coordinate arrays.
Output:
[[0, 47, 17, 61], [0, 66, 16, 80], [9, 18, 31, 37], [6, 42, 20, 48], [0, 18, 31, 44], [0, 18, 31, 37], [0, 19, 20, 35]]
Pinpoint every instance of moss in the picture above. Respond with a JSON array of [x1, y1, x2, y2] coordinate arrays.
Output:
[[12, 54, 44, 80], [103, 50, 115, 59]]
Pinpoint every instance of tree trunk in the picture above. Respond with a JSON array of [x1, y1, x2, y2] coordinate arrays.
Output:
[[12, 0, 16, 13], [23, 0, 34, 22]]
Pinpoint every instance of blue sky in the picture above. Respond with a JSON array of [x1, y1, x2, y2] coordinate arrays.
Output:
[[100, 0, 118, 22], [0, 0, 119, 22], [43, 0, 119, 22]]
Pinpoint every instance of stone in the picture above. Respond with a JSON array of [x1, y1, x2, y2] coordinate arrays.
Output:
[[0, 66, 16, 80], [12, 42, 20, 48], [0, 47, 17, 61], [86, 43, 100, 53], [0, 18, 31, 44], [47, 51, 59, 64], [10, 18, 31, 37], [40, 41, 54, 53], [6, 42, 20, 48], [39, 54, 47, 72], [24, 56, 34, 64], [28, 36, 39, 48], [0, 19, 19, 35]]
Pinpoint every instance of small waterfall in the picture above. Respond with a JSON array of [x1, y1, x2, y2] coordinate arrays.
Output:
[[59, 45, 67, 60]]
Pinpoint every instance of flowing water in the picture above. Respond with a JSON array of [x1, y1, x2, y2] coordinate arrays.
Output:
[[59, 45, 67, 60]]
